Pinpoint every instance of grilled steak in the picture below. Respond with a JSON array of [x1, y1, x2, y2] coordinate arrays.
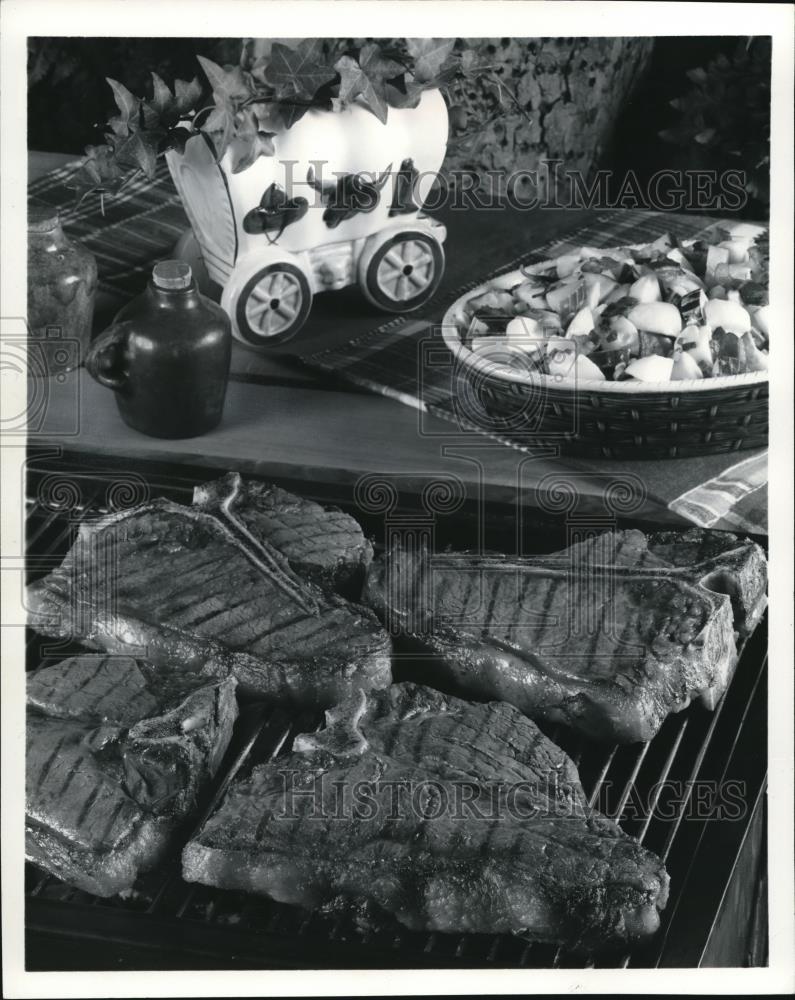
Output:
[[644, 528, 767, 635], [27, 654, 237, 896], [26, 475, 391, 708], [183, 683, 669, 951], [363, 529, 760, 742], [194, 473, 373, 596]]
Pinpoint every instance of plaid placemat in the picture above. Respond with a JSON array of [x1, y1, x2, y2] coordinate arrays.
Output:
[[29, 158, 189, 298], [667, 451, 768, 533]]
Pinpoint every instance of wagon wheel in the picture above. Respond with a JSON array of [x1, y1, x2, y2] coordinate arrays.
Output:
[[360, 231, 444, 312], [235, 263, 313, 348]]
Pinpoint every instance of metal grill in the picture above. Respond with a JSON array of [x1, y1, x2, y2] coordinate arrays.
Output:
[[24, 457, 768, 970]]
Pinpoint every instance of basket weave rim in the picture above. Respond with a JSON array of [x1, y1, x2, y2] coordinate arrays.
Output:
[[441, 270, 769, 396]]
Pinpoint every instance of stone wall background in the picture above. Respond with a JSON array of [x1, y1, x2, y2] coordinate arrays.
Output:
[[438, 37, 653, 186]]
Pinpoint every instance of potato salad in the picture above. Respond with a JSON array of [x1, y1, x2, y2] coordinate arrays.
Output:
[[461, 224, 769, 383]]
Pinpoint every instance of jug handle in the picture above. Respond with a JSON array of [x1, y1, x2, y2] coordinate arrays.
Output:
[[85, 323, 131, 390]]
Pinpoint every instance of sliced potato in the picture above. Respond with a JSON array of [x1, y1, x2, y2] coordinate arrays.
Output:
[[555, 254, 581, 279], [573, 354, 606, 381], [546, 279, 587, 315], [740, 331, 769, 372], [704, 299, 752, 336], [581, 272, 618, 305], [629, 274, 661, 303], [565, 306, 595, 338], [604, 282, 632, 304], [751, 304, 769, 337], [717, 239, 750, 265], [626, 301, 682, 337], [600, 316, 639, 354], [678, 324, 713, 370], [671, 349, 703, 380], [626, 355, 675, 382], [506, 315, 543, 342]]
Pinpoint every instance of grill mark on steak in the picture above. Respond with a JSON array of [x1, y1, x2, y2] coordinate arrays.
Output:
[[33, 733, 70, 792], [197, 473, 373, 595], [27, 494, 392, 708], [73, 781, 104, 832], [482, 577, 501, 636], [132, 555, 235, 612], [363, 530, 756, 743], [538, 576, 563, 644], [96, 796, 130, 848], [26, 655, 238, 896], [184, 684, 670, 950], [56, 761, 81, 801]]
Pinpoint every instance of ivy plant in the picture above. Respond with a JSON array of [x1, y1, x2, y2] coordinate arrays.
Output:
[[69, 37, 531, 207]]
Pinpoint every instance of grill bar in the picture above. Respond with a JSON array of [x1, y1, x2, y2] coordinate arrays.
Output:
[[23, 458, 768, 970], [650, 646, 767, 968]]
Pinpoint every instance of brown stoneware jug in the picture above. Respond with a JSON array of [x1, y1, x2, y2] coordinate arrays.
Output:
[[85, 261, 232, 438]]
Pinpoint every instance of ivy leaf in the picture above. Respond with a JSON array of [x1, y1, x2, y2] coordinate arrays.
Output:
[[139, 100, 164, 131], [106, 77, 141, 136], [405, 38, 456, 84], [228, 108, 276, 173], [359, 43, 404, 84], [264, 41, 336, 101], [106, 77, 140, 123], [335, 55, 387, 122], [67, 144, 129, 205], [203, 97, 236, 161], [106, 116, 131, 138], [385, 74, 424, 110], [267, 100, 311, 132], [247, 100, 282, 135], [113, 130, 160, 180], [150, 72, 173, 114], [174, 76, 203, 115], [334, 44, 404, 123], [196, 55, 251, 103]]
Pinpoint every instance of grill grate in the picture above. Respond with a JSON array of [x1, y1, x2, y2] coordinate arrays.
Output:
[[24, 458, 768, 970]]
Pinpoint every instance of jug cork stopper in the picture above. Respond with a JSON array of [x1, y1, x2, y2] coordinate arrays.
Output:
[[153, 260, 192, 290]]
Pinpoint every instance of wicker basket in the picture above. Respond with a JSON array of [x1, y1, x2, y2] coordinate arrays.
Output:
[[441, 270, 769, 461]]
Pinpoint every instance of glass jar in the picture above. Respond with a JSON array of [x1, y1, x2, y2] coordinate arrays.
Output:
[[27, 203, 97, 375]]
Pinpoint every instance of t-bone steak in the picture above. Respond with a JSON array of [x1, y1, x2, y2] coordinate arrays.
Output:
[[27, 654, 237, 896], [364, 528, 765, 742], [183, 683, 670, 951], [194, 472, 373, 596], [26, 475, 391, 708]]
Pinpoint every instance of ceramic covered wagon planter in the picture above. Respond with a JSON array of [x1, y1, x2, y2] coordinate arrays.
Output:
[[166, 89, 449, 349]]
